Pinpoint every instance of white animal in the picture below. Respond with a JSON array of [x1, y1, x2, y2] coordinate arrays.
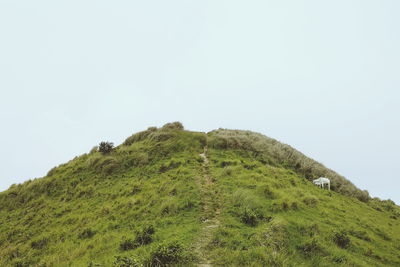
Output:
[[313, 177, 330, 190]]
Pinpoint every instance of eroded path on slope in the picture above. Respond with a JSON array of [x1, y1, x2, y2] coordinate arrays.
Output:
[[194, 146, 221, 267]]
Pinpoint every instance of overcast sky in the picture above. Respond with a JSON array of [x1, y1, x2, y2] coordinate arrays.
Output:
[[0, 1, 399, 204]]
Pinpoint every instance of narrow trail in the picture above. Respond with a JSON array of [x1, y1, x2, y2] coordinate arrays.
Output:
[[194, 146, 221, 267]]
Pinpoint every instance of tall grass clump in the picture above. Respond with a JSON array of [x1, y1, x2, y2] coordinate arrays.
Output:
[[123, 127, 158, 146], [146, 241, 190, 266], [231, 189, 266, 226], [113, 255, 142, 267], [332, 230, 351, 249], [120, 225, 155, 251]]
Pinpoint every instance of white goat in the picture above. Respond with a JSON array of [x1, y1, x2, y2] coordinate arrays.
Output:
[[313, 177, 330, 190]]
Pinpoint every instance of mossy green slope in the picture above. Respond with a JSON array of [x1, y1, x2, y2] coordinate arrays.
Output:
[[0, 123, 399, 267]]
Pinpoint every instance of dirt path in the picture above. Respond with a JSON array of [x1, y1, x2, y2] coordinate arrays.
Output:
[[194, 146, 221, 267]]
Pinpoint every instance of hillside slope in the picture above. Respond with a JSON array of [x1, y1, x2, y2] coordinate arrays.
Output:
[[0, 123, 399, 267]]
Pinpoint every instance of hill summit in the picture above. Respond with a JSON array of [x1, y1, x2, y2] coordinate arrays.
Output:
[[1, 122, 399, 266]]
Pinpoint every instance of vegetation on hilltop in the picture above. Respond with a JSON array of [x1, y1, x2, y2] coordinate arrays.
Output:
[[207, 129, 370, 202], [0, 122, 399, 266]]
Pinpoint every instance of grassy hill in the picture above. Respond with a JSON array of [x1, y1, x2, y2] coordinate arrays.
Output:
[[0, 122, 399, 267]]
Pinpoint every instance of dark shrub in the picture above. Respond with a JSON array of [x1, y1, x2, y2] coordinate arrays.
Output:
[[240, 208, 258, 226], [134, 225, 155, 246], [113, 255, 141, 267], [333, 231, 351, 249], [79, 228, 95, 239], [147, 241, 187, 266], [98, 141, 114, 154]]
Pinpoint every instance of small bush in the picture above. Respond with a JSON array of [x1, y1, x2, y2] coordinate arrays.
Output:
[[147, 241, 187, 266], [332, 231, 351, 249], [98, 141, 114, 154]]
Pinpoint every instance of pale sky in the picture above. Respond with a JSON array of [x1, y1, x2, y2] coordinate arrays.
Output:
[[0, 1, 399, 204]]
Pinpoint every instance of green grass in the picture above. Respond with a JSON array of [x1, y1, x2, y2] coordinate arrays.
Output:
[[0, 123, 399, 266], [205, 147, 400, 266]]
